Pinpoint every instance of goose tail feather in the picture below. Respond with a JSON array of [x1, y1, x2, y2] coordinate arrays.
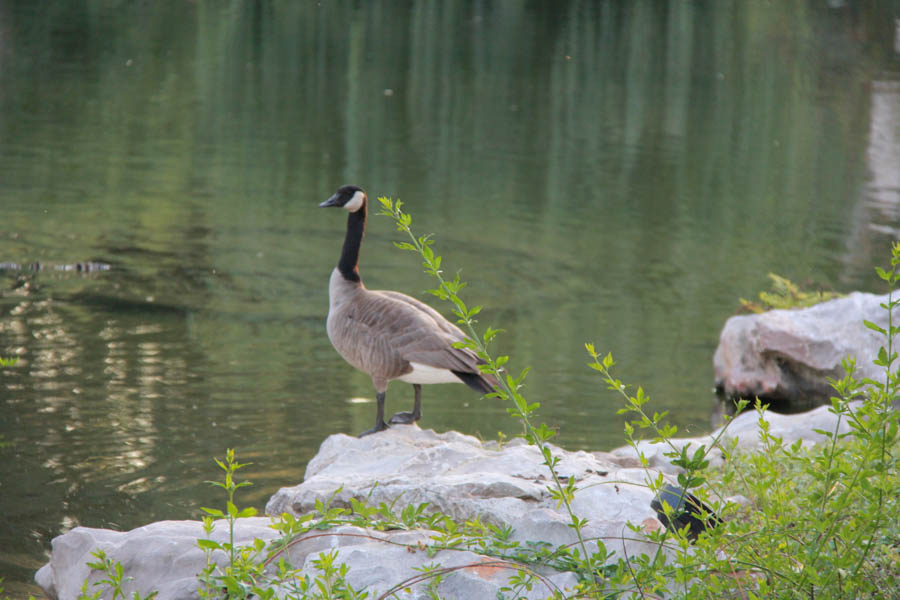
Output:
[[452, 370, 498, 395]]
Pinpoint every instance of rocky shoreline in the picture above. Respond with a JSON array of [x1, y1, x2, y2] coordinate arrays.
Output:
[[35, 292, 897, 599]]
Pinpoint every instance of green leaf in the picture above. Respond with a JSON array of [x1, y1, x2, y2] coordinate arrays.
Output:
[[484, 326, 504, 343], [513, 366, 531, 385], [863, 320, 887, 335], [237, 506, 258, 518], [196, 538, 222, 550], [602, 352, 615, 369]]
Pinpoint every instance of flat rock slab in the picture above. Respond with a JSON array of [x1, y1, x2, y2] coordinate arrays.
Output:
[[35, 520, 577, 600], [37, 427, 664, 599], [35, 518, 278, 600], [612, 402, 857, 472], [266, 426, 661, 557], [713, 292, 895, 406], [269, 524, 578, 599]]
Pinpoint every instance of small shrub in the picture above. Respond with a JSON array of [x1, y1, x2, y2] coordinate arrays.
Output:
[[740, 273, 842, 313]]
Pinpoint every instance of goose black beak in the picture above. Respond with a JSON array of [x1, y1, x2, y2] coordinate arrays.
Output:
[[319, 194, 341, 208]]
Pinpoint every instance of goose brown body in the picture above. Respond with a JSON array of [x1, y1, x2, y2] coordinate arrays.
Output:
[[320, 185, 496, 436]]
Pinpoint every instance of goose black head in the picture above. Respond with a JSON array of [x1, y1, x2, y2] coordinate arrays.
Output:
[[320, 185, 366, 212]]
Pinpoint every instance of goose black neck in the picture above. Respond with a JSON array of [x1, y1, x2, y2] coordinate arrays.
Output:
[[338, 200, 366, 283]]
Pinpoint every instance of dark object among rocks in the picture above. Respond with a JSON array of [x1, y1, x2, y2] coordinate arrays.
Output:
[[651, 483, 721, 541]]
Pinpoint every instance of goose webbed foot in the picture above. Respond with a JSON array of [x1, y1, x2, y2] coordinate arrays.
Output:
[[387, 383, 422, 426], [388, 411, 418, 425], [358, 421, 389, 437]]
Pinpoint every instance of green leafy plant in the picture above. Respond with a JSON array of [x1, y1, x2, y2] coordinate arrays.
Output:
[[194, 453, 375, 599], [198, 448, 260, 579], [581, 242, 900, 599], [740, 273, 842, 313], [702, 243, 900, 598], [76, 549, 158, 600]]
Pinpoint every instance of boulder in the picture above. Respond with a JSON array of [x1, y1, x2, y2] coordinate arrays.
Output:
[[267, 524, 579, 599], [611, 402, 857, 472], [35, 518, 278, 600], [36, 427, 665, 600], [266, 426, 662, 557], [713, 292, 895, 407], [35, 519, 577, 600]]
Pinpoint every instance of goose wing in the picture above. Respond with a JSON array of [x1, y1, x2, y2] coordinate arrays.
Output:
[[357, 290, 482, 374], [376, 291, 468, 338]]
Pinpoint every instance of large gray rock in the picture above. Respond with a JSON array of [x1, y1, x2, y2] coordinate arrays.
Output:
[[713, 292, 895, 406], [268, 524, 579, 599], [612, 402, 857, 472], [266, 426, 662, 557], [35, 518, 278, 600], [35, 519, 577, 600], [36, 427, 665, 600]]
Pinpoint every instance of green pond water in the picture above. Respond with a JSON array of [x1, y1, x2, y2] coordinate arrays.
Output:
[[1, 1, 898, 594]]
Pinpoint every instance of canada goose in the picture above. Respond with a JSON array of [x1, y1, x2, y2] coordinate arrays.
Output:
[[319, 185, 497, 436]]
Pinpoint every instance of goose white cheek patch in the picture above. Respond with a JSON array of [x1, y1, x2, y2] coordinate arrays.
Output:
[[344, 190, 366, 212]]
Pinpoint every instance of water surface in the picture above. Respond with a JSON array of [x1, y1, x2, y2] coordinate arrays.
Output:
[[1, 1, 899, 595]]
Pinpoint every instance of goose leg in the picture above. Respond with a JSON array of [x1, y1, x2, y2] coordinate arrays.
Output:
[[388, 384, 422, 425], [359, 391, 389, 437]]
